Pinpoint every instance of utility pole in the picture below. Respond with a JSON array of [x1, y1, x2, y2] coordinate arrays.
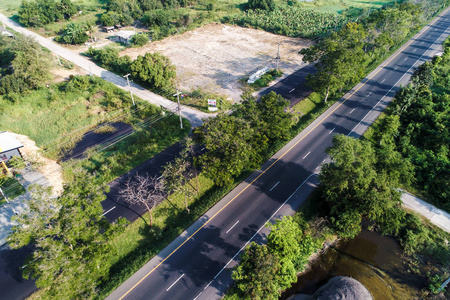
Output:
[[123, 74, 135, 106], [173, 86, 183, 129], [276, 42, 281, 72], [367, 0, 373, 17]]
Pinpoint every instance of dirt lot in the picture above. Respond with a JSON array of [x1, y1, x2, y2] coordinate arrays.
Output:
[[120, 24, 313, 102]]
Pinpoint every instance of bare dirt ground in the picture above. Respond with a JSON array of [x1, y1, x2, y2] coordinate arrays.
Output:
[[50, 63, 87, 83], [9, 133, 64, 197], [120, 24, 313, 102]]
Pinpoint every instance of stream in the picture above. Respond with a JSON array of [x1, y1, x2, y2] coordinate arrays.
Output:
[[281, 230, 427, 299]]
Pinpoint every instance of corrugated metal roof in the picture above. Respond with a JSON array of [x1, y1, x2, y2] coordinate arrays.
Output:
[[0, 132, 23, 153]]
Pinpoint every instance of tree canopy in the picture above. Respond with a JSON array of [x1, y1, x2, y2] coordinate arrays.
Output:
[[8, 171, 126, 299]]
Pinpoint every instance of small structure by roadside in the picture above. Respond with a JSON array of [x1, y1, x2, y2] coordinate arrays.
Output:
[[116, 30, 135, 45], [104, 26, 115, 33], [0, 26, 13, 38], [0, 132, 23, 177]]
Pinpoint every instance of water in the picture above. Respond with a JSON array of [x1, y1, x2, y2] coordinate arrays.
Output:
[[281, 230, 426, 299]]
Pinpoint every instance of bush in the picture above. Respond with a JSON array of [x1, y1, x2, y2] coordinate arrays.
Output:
[[130, 33, 150, 47], [56, 23, 89, 45]]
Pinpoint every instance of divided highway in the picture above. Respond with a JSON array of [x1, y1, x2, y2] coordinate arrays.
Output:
[[108, 7, 450, 300]]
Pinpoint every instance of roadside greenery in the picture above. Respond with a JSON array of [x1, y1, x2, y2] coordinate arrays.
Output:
[[365, 38, 450, 212], [0, 35, 52, 94], [18, 0, 78, 27], [7, 172, 128, 300], [251, 69, 282, 88], [86, 47, 176, 90], [301, 0, 447, 103]]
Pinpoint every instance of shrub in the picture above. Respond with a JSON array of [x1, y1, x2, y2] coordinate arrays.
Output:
[[130, 33, 150, 47]]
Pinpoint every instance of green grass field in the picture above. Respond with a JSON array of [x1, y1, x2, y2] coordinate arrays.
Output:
[[296, 0, 395, 14]]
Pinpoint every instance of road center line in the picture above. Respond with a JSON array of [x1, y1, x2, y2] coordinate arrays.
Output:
[[211, 173, 320, 283], [413, 48, 417, 52], [367, 92, 372, 97], [269, 181, 280, 191], [226, 220, 240, 234], [166, 274, 184, 291], [350, 108, 355, 114], [116, 10, 450, 298], [328, 127, 335, 134], [102, 206, 116, 216], [381, 78, 385, 83], [303, 151, 311, 160], [289, 88, 295, 93], [404, 57, 408, 61], [193, 292, 202, 300], [421, 41, 425, 44], [394, 66, 398, 70]]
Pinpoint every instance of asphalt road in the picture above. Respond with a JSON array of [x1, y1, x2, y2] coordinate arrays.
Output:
[[107, 8, 450, 300], [260, 63, 317, 107]]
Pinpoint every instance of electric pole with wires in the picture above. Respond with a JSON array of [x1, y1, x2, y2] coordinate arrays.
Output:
[[173, 86, 183, 129], [123, 74, 136, 106]]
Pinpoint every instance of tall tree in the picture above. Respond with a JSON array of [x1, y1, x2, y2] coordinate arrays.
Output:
[[195, 114, 255, 186], [119, 174, 165, 226], [232, 242, 281, 300], [8, 171, 125, 299], [130, 52, 176, 89], [162, 157, 189, 213]]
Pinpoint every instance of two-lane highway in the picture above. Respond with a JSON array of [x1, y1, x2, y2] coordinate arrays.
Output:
[[107, 8, 450, 300]]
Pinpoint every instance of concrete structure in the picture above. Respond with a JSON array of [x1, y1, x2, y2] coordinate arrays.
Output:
[[116, 30, 135, 45], [0, 132, 23, 176]]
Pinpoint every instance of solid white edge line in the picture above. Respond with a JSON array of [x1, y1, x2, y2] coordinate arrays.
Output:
[[209, 173, 319, 283], [102, 206, 116, 216], [166, 274, 185, 291], [269, 181, 280, 191], [204, 280, 213, 290], [348, 25, 450, 137], [193, 292, 202, 300], [226, 220, 240, 234]]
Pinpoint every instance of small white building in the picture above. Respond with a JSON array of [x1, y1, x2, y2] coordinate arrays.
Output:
[[0, 132, 23, 175], [116, 30, 135, 45]]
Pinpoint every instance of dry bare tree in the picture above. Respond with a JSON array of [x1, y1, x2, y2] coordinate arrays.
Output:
[[119, 174, 165, 227]]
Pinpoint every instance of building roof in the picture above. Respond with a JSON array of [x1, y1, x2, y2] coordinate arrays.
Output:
[[116, 30, 135, 40], [0, 132, 23, 153]]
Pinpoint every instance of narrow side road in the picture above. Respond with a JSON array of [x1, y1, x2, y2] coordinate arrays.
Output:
[[0, 14, 211, 127]]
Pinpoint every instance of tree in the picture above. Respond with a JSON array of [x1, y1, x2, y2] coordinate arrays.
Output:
[[232, 242, 281, 299], [57, 22, 89, 45], [130, 52, 176, 89], [119, 174, 165, 226], [9, 36, 52, 88], [300, 23, 366, 102], [195, 114, 255, 186], [130, 33, 150, 47], [247, 0, 276, 11], [18, 1, 40, 27], [7, 171, 125, 299], [162, 157, 189, 213], [319, 135, 404, 238], [57, 0, 78, 20]]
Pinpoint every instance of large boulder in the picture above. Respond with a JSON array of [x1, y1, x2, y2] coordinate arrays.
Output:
[[289, 276, 373, 300]]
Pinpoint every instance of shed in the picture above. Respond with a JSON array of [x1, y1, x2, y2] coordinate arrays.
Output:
[[105, 26, 115, 33], [116, 30, 135, 45], [0, 132, 23, 176]]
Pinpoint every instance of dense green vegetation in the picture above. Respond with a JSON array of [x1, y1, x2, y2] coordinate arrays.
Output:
[[8, 172, 128, 299], [0, 176, 26, 204], [365, 38, 450, 212], [229, 216, 321, 299], [17, 0, 78, 27], [0, 35, 52, 94], [195, 91, 292, 186], [301, 0, 448, 102], [86, 47, 176, 90]]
